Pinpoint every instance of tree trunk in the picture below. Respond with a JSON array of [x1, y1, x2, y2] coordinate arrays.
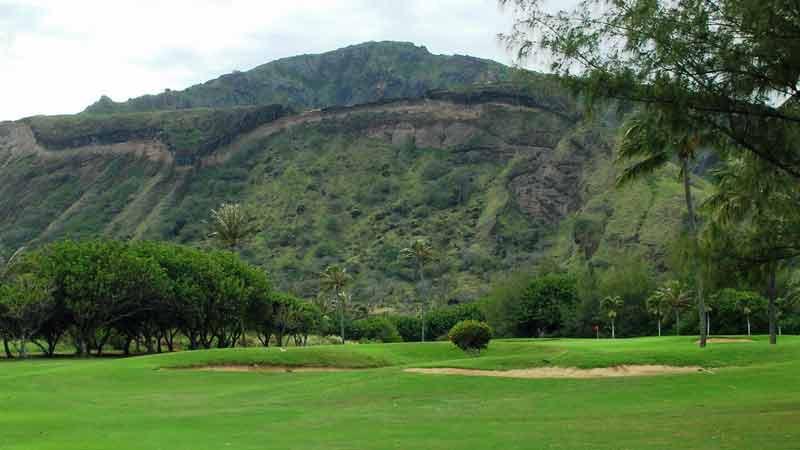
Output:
[[657, 318, 661, 337], [707, 312, 711, 336], [419, 262, 426, 343], [675, 311, 680, 336], [3, 336, 13, 358], [78, 339, 90, 358], [682, 156, 707, 348], [747, 316, 751, 336], [767, 267, 778, 345], [19, 333, 28, 359], [338, 288, 345, 345], [611, 319, 615, 339]]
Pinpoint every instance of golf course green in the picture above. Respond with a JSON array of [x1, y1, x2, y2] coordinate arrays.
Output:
[[2, 336, 798, 450]]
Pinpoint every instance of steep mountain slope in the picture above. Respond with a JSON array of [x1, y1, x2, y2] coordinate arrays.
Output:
[[0, 83, 698, 306], [0, 41, 706, 307], [84, 42, 510, 114]]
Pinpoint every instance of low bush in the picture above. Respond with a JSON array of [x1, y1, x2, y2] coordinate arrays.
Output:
[[388, 315, 422, 342], [448, 320, 492, 354], [352, 317, 403, 343]]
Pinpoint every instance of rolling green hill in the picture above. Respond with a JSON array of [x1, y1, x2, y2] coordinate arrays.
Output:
[[0, 42, 703, 307]]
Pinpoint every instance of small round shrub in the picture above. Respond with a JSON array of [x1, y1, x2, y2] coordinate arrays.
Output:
[[448, 320, 492, 354]]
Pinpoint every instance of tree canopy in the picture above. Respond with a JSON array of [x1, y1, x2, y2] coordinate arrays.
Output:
[[500, 0, 800, 178]]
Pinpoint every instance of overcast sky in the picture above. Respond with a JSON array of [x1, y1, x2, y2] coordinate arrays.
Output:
[[0, 0, 571, 121]]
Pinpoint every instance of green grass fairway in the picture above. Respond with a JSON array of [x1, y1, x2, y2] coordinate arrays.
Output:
[[2, 336, 799, 449]]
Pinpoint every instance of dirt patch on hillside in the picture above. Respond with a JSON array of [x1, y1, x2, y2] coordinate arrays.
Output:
[[173, 365, 352, 373], [696, 338, 754, 344], [404, 365, 707, 379]]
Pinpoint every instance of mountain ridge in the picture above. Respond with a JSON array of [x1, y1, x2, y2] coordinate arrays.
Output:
[[0, 41, 696, 306], [83, 41, 511, 114]]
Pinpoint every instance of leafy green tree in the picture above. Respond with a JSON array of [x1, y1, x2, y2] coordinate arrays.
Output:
[[703, 155, 800, 344], [400, 238, 435, 341], [425, 303, 486, 340], [0, 273, 54, 358], [600, 295, 623, 338], [209, 203, 256, 250], [286, 301, 323, 346], [388, 315, 422, 342], [500, 0, 800, 346], [320, 264, 351, 344], [487, 273, 578, 338], [265, 293, 317, 347], [39, 241, 158, 356], [352, 317, 403, 343], [500, 0, 800, 179], [0, 246, 25, 357]]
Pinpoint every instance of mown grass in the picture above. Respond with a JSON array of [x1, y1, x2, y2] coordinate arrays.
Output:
[[1, 336, 798, 450]]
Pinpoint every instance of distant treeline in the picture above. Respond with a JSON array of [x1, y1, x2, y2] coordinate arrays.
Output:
[[0, 240, 486, 358]]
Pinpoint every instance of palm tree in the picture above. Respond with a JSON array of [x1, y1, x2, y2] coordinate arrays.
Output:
[[600, 295, 623, 339], [616, 111, 709, 346], [703, 156, 800, 345], [655, 280, 692, 336], [208, 203, 255, 250], [646, 291, 669, 337], [320, 264, 351, 344], [776, 296, 796, 337], [734, 292, 764, 337], [704, 293, 719, 337], [400, 239, 434, 342]]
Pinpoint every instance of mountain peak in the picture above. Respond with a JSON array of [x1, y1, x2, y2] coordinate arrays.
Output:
[[84, 41, 510, 114]]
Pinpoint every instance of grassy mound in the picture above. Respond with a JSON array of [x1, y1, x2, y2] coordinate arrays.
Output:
[[120, 335, 800, 372]]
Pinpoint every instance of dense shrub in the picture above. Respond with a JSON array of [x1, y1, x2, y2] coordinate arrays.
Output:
[[425, 303, 486, 339], [484, 273, 578, 338], [448, 320, 492, 353], [388, 315, 422, 342], [352, 317, 403, 343]]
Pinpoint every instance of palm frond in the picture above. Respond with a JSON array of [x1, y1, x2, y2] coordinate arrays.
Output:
[[616, 151, 670, 186]]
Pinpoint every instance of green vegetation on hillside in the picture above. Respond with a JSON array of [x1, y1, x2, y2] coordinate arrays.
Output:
[[24, 104, 291, 158], [0, 91, 705, 308], [84, 41, 510, 114]]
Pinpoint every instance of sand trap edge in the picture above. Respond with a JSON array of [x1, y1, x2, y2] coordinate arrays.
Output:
[[404, 365, 709, 379]]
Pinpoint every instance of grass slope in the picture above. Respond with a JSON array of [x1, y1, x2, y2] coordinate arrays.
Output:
[[1, 336, 798, 450]]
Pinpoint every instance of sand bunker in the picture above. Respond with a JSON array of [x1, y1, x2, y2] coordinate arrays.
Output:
[[175, 365, 351, 373], [696, 338, 753, 344], [404, 365, 706, 379]]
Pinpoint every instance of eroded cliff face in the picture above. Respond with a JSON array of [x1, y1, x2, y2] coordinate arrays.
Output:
[[0, 92, 682, 303]]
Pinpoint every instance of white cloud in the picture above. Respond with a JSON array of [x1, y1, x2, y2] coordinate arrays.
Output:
[[0, 0, 574, 121]]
